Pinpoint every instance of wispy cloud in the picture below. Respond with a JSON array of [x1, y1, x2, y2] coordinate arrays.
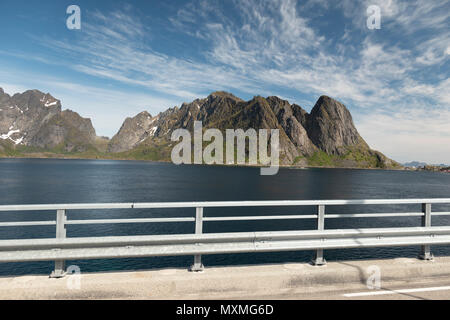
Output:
[[0, 70, 180, 137], [358, 107, 450, 163], [37, 6, 262, 101], [1, 0, 448, 161], [30, 0, 448, 111]]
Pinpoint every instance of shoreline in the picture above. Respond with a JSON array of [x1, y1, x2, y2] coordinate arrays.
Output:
[[1, 153, 447, 174], [0, 153, 414, 172]]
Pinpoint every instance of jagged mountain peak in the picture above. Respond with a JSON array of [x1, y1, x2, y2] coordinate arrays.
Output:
[[305, 95, 367, 155], [266, 96, 301, 113], [0, 87, 398, 168], [107, 110, 159, 153], [311, 95, 345, 112], [181, 98, 206, 111], [178, 92, 241, 111], [208, 91, 243, 102], [10, 89, 61, 110], [108, 91, 397, 167], [266, 95, 290, 104], [135, 110, 153, 119], [309, 96, 362, 135], [0, 89, 98, 152]]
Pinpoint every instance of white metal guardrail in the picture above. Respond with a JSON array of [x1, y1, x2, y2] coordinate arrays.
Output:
[[0, 199, 449, 277]]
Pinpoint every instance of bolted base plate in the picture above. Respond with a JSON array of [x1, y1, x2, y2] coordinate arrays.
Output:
[[418, 253, 434, 261], [50, 270, 67, 279], [311, 258, 327, 266], [189, 264, 204, 272]]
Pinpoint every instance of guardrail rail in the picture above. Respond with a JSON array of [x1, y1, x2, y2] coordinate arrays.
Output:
[[0, 199, 449, 278]]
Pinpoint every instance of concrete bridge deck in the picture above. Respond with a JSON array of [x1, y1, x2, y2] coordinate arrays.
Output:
[[1, 257, 450, 300]]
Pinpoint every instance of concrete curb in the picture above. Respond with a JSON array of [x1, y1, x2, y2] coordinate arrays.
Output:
[[1, 257, 450, 299]]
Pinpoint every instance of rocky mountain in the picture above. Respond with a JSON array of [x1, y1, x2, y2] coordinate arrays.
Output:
[[107, 111, 157, 153], [403, 161, 428, 167], [305, 96, 365, 155], [108, 92, 399, 168], [0, 88, 101, 153], [0, 87, 399, 168]]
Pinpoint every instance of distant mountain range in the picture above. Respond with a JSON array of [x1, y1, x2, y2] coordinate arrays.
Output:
[[0, 88, 400, 169], [403, 161, 448, 168]]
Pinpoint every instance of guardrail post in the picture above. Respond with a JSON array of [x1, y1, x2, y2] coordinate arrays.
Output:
[[312, 205, 326, 266], [419, 203, 434, 261], [190, 207, 204, 272], [50, 209, 67, 278]]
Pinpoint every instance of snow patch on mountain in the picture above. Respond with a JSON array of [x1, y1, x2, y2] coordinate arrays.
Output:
[[149, 126, 158, 136], [0, 129, 23, 144]]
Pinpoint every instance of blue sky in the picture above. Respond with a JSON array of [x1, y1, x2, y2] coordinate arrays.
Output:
[[0, 0, 448, 163]]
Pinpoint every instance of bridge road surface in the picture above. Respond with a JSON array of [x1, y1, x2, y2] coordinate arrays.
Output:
[[1, 257, 450, 300]]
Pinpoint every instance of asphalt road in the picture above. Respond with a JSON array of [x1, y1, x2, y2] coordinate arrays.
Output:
[[236, 278, 450, 300]]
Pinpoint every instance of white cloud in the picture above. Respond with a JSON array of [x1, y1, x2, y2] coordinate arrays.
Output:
[[1, 0, 449, 162], [28, 0, 446, 115], [0, 84, 30, 96], [0, 70, 180, 137], [357, 107, 450, 163]]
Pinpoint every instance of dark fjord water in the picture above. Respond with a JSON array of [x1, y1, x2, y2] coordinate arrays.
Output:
[[0, 158, 449, 276]]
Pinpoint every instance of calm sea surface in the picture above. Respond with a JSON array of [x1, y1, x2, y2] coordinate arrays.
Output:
[[0, 158, 449, 276]]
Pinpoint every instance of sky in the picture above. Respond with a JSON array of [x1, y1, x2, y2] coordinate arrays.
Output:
[[0, 0, 448, 164]]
